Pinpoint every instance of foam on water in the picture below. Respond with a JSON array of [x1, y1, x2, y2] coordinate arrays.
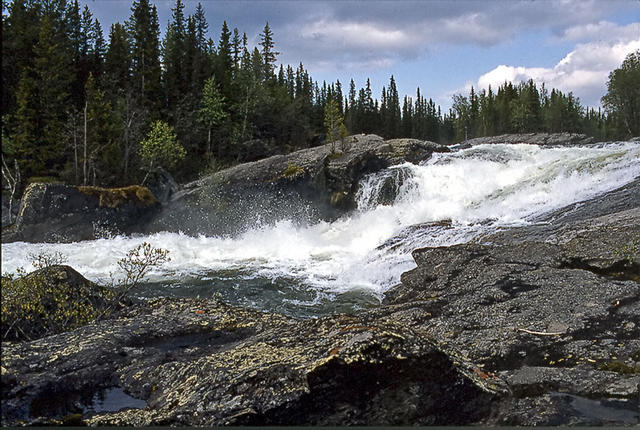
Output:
[[3, 142, 639, 304]]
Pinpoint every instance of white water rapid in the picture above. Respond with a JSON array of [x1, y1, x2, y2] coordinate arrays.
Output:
[[2, 142, 639, 316]]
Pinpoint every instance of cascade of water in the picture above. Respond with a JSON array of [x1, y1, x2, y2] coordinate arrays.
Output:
[[2, 142, 639, 316]]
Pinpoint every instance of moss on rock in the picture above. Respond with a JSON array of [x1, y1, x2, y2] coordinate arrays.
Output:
[[78, 185, 158, 208], [282, 163, 305, 179]]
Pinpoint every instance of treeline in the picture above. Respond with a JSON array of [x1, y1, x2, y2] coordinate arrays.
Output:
[[1, 0, 638, 189], [449, 80, 623, 142]]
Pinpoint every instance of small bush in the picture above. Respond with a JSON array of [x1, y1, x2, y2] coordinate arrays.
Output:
[[1, 242, 169, 342], [1, 266, 113, 341]]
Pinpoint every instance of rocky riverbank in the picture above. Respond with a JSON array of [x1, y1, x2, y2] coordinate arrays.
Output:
[[1, 134, 638, 425]]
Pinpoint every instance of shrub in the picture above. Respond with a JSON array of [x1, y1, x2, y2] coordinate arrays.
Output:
[[1, 243, 169, 342], [1, 266, 113, 341]]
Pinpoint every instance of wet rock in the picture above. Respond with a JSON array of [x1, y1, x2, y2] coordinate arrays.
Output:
[[1, 298, 500, 426], [145, 167, 180, 204], [2, 183, 161, 243]]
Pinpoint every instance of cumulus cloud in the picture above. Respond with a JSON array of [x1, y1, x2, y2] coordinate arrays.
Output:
[[473, 37, 640, 107]]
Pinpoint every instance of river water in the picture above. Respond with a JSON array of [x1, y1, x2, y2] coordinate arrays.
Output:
[[2, 142, 639, 318]]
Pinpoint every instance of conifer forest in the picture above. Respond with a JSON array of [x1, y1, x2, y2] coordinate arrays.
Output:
[[2, 0, 638, 188]]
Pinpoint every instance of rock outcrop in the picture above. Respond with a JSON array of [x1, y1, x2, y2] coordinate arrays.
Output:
[[381, 178, 640, 425], [2, 134, 638, 425], [1, 298, 501, 426], [458, 132, 595, 148], [1, 183, 161, 243], [146, 135, 448, 237]]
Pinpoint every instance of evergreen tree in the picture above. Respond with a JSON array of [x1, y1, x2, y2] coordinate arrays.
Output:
[[81, 73, 118, 185], [216, 21, 234, 98], [259, 22, 279, 81], [128, 0, 162, 108], [13, 16, 70, 178], [162, 0, 187, 112], [324, 98, 343, 153], [2, 0, 42, 118], [104, 23, 131, 98]]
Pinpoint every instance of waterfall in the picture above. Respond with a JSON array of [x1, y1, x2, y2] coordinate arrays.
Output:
[[3, 141, 639, 317]]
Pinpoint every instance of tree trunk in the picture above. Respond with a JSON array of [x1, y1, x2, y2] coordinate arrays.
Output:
[[83, 101, 88, 185], [73, 114, 78, 184]]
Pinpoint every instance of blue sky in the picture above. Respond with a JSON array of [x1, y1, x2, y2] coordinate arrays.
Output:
[[82, 0, 639, 110]]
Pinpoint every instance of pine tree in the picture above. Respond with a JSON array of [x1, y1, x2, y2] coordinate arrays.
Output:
[[2, 0, 42, 117], [162, 0, 187, 111], [216, 21, 234, 98], [82, 73, 118, 185]]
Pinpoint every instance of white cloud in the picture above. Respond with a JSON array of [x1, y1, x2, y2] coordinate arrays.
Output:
[[300, 20, 410, 49], [473, 37, 640, 107], [561, 21, 640, 43]]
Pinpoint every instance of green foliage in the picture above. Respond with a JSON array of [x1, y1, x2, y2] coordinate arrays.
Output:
[[1, 243, 170, 342], [200, 76, 228, 127], [0, 0, 633, 186], [139, 120, 186, 184], [1, 265, 112, 342], [602, 50, 640, 138], [324, 98, 344, 153]]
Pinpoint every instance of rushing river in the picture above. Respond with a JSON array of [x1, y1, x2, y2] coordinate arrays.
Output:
[[3, 142, 640, 318]]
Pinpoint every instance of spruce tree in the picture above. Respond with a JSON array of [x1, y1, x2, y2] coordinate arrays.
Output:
[[259, 22, 279, 81], [128, 0, 162, 108]]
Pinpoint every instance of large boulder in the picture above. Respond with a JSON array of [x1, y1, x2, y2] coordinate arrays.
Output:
[[146, 135, 449, 236], [2, 183, 161, 243]]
